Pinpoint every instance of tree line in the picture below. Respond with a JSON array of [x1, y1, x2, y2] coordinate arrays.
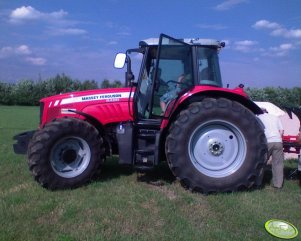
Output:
[[0, 74, 122, 106], [245, 87, 301, 109], [0, 74, 300, 108]]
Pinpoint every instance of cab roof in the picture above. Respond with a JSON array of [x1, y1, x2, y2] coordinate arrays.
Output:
[[139, 38, 224, 48]]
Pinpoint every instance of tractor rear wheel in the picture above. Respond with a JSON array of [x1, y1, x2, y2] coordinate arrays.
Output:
[[165, 98, 267, 193], [27, 118, 104, 189]]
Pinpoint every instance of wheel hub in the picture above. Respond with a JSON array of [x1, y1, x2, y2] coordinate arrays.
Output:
[[50, 136, 91, 178], [188, 120, 246, 178], [62, 149, 77, 164], [208, 140, 224, 156]]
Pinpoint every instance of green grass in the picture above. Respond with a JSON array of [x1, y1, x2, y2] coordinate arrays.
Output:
[[0, 105, 301, 241]]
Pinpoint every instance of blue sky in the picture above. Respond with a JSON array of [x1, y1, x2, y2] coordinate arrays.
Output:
[[0, 0, 300, 88]]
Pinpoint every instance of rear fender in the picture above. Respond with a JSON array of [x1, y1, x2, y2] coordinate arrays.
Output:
[[161, 89, 263, 129]]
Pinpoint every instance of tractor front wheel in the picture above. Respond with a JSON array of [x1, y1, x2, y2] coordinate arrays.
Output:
[[27, 118, 104, 189], [166, 98, 267, 193]]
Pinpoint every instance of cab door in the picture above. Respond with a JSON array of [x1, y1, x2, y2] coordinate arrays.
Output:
[[131, 34, 194, 168], [150, 34, 194, 117]]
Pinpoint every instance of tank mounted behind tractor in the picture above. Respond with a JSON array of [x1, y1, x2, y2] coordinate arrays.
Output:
[[13, 34, 267, 193]]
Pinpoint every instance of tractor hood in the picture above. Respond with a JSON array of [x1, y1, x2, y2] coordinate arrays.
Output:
[[39, 87, 134, 126], [41, 87, 133, 106]]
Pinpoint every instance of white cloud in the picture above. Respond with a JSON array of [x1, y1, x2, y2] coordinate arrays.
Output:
[[279, 43, 294, 50], [117, 26, 131, 36], [48, 28, 87, 36], [252, 20, 281, 29], [235, 40, 258, 46], [105, 21, 116, 28], [104, 22, 131, 36], [0, 45, 31, 58], [117, 31, 131, 36], [196, 23, 227, 30], [9, 6, 67, 24], [15, 45, 31, 55], [10, 6, 42, 21], [271, 28, 301, 38], [257, 42, 295, 58], [48, 10, 67, 19], [266, 43, 295, 57], [214, 0, 248, 11], [108, 41, 118, 45], [9, 6, 88, 37], [0, 46, 14, 58], [270, 44, 293, 52], [234, 40, 258, 52], [253, 19, 301, 39], [0, 44, 46, 65], [26, 57, 46, 65]]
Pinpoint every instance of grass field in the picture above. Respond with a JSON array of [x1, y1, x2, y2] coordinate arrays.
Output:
[[0, 105, 300, 241]]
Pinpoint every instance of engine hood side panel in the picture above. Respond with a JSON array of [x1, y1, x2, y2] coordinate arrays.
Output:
[[82, 102, 134, 125], [40, 88, 134, 126]]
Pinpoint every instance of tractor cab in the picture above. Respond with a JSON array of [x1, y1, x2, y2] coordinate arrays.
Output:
[[114, 34, 225, 169], [116, 34, 224, 119]]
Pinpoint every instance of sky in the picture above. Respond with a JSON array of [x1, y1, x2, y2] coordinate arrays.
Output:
[[0, 0, 300, 88]]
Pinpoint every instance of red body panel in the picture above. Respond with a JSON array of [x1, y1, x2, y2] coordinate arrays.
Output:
[[41, 85, 250, 130], [161, 85, 249, 128], [283, 135, 301, 154], [40, 88, 134, 127]]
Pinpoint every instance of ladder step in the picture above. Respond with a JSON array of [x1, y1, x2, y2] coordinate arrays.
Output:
[[135, 165, 154, 172], [138, 129, 157, 139], [135, 149, 155, 168], [138, 133, 156, 139], [136, 149, 154, 155]]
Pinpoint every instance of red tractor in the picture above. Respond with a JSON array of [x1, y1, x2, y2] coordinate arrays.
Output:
[[13, 34, 267, 193]]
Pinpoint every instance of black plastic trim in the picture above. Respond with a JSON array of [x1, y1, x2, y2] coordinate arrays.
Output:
[[13, 130, 36, 154]]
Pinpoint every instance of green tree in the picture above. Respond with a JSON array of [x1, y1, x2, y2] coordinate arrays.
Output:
[[246, 87, 301, 108], [32, 80, 48, 105], [100, 79, 111, 88], [112, 80, 122, 88], [43, 74, 81, 96], [245, 87, 267, 101], [12, 80, 36, 105], [81, 80, 98, 90], [0, 82, 15, 105], [100, 79, 123, 89]]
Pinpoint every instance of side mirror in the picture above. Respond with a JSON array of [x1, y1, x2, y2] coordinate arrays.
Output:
[[114, 53, 126, 69]]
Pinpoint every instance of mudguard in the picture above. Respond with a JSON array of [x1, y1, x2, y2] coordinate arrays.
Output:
[[161, 86, 263, 129], [13, 130, 36, 154]]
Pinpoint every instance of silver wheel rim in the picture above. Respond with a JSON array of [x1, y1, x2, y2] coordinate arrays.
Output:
[[50, 136, 91, 178], [188, 120, 246, 178]]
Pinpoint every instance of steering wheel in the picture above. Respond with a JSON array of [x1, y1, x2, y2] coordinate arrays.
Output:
[[166, 80, 190, 88]]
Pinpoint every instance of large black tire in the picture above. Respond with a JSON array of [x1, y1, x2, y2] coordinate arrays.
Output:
[[27, 118, 105, 189], [166, 98, 267, 193]]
